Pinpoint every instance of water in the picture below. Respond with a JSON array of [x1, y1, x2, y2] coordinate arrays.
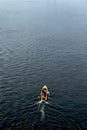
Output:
[[0, 0, 87, 129]]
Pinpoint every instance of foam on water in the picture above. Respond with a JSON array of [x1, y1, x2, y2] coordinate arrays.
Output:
[[37, 100, 49, 121]]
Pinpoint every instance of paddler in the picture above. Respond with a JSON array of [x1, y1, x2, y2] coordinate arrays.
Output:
[[40, 85, 49, 101]]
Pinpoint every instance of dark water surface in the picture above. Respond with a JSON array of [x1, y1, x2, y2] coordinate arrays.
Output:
[[0, 0, 87, 129]]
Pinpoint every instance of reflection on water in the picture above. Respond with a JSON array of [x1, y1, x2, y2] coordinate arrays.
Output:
[[0, 0, 87, 129]]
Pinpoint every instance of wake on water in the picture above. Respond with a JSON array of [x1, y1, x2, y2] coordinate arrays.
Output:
[[31, 96, 51, 129], [38, 100, 49, 121]]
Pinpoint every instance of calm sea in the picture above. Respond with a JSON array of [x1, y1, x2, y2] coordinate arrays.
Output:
[[0, 0, 87, 129]]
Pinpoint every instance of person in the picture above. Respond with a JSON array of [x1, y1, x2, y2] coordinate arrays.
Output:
[[40, 85, 49, 100], [41, 88, 46, 97]]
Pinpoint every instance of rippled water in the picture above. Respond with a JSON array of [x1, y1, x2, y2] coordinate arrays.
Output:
[[0, 0, 87, 129]]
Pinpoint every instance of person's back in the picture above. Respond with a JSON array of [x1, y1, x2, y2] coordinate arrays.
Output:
[[42, 89, 46, 97]]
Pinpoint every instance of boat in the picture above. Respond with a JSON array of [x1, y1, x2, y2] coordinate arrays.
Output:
[[40, 85, 48, 101]]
